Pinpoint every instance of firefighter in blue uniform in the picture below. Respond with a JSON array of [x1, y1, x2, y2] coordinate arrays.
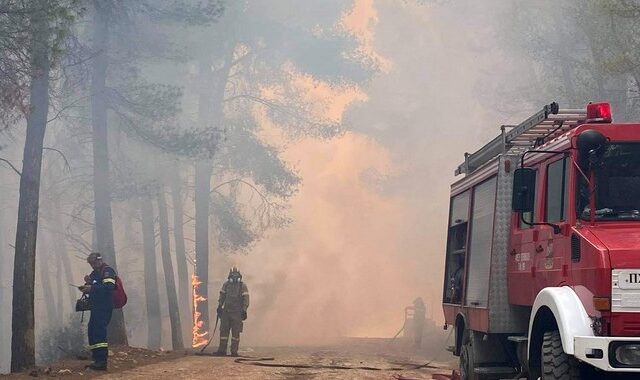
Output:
[[80, 252, 116, 370]]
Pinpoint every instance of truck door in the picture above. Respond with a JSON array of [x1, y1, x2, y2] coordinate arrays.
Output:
[[534, 157, 571, 291], [509, 169, 539, 306]]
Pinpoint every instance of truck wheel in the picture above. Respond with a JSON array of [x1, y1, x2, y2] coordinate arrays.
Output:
[[460, 332, 479, 380], [541, 330, 579, 380]]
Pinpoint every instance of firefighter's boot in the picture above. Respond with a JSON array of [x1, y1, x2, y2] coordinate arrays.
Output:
[[216, 335, 228, 356], [230, 337, 240, 356], [89, 362, 107, 371]]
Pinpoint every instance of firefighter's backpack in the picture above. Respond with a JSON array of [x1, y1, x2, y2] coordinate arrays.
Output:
[[113, 275, 128, 309], [103, 267, 128, 309]]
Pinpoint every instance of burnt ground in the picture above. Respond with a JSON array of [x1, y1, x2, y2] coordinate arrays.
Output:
[[1, 338, 457, 379]]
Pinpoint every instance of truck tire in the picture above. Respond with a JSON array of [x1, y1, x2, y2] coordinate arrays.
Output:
[[541, 330, 579, 380], [460, 331, 480, 380]]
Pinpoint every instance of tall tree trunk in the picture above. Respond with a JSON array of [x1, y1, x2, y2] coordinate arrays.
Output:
[[140, 198, 161, 350], [91, 228, 98, 251], [38, 238, 58, 328], [579, 2, 619, 119], [54, 245, 64, 324], [59, 248, 75, 306], [11, 5, 51, 372], [559, 61, 577, 107], [90, 1, 127, 344], [42, 197, 74, 324], [194, 55, 214, 331], [194, 161, 212, 330], [170, 171, 190, 343], [51, 199, 75, 315], [0, 214, 7, 368], [193, 47, 233, 330], [549, 9, 577, 107], [157, 190, 184, 350]]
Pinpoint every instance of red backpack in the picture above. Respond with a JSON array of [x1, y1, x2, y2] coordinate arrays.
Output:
[[113, 275, 128, 309], [102, 266, 127, 309]]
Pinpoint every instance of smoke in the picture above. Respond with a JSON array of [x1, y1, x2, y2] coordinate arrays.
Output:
[[232, 133, 406, 345], [221, 0, 518, 345]]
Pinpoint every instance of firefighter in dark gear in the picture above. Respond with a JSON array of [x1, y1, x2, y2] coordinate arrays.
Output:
[[412, 297, 426, 349], [216, 267, 250, 356], [80, 252, 116, 370]]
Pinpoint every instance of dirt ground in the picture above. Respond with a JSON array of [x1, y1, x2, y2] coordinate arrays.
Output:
[[0, 346, 185, 379], [1, 338, 457, 379]]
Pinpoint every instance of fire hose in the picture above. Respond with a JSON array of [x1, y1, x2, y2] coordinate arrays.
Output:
[[198, 315, 220, 354], [391, 322, 406, 340], [195, 313, 458, 378], [230, 356, 439, 372], [196, 335, 457, 378]]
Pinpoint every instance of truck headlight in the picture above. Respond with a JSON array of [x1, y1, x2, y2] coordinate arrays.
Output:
[[611, 342, 640, 367]]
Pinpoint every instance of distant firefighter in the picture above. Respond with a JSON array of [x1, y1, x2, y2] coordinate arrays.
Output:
[[412, 297, 426, 349], [216, 267, 250, 356]]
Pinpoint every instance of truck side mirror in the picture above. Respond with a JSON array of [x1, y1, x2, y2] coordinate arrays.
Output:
[[512, 168, 536, 213]]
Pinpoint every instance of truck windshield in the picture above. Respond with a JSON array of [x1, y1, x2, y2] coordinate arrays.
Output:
[[579, 143, 640, 220]]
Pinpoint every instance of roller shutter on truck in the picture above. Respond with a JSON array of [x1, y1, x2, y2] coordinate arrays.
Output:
[[465, 177, 497, 308]]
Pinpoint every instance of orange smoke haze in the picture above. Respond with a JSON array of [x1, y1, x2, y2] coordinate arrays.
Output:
[[219, 0, 507, 346], [289, 69, 368, 122], [221, 2, 431, 345], [341, 0, 392, 71], [234, 132, 427, 345]]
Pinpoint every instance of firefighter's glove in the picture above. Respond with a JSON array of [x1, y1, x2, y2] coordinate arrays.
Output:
[[242, 310, 247, 321], [217, 307, 223, 318], [79, 285, 91, 293]]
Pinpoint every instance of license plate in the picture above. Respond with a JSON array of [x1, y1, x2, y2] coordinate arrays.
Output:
[[618, 271, 640, 290]]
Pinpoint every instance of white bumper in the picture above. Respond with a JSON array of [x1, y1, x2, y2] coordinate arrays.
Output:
[[575, 336, 640, 372]]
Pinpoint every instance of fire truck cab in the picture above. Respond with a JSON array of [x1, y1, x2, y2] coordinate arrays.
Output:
[[442, 102, 640, 379]]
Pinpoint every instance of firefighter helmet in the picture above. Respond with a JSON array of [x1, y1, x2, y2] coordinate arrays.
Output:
[[87, 252, 102, 264], [229, 266, 242, 282]]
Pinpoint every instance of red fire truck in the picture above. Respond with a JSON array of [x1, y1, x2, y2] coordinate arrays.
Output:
[[442, 102, 640, 379]]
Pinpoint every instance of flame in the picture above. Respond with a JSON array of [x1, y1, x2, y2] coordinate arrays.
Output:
[[192, 274, 208, 348]]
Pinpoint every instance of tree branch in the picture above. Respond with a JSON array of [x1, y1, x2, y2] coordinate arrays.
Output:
[[65, 233, 93, 254], [62, 211, 94, 226], [0, 157, 21, 176], [43, 147, 71, 172], [222, 94, 330, 130], [210, 178, 272, 206], [46, 95, 90, 124]]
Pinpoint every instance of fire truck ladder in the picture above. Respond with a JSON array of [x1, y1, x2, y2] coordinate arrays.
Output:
[[455, 102, 587, 176]]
